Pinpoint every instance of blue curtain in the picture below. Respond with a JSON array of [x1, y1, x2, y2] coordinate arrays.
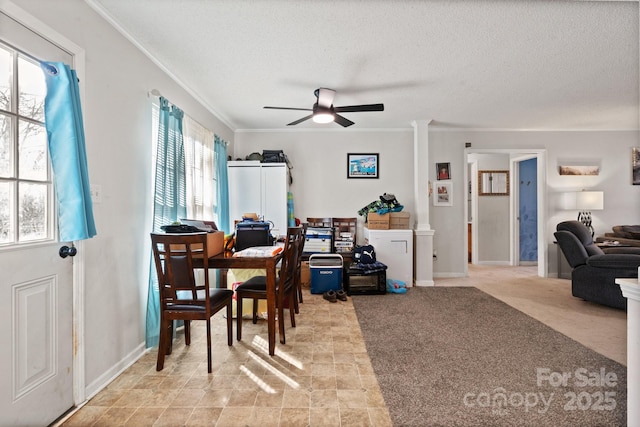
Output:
[[41, 62, 96, 242], [146, 97, 186, 348], [214, 135, 230, 233]]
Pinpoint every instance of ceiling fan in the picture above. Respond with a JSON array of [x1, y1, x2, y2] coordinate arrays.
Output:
[[264, 88, 384, 127]]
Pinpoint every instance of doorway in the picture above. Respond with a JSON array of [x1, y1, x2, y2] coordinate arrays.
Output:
[[466, 149, 547, 277]]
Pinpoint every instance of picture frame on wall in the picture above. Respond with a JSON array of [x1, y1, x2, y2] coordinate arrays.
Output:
[[347, 153, 379, 179], [437, 162, 450, 180], [633, 147, 640, 185], [434, 181, 453, 206]]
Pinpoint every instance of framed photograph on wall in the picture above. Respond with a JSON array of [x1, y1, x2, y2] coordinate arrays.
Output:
[[347, 153, 379, 179], [434, 181, 453, 206], [436, 162, 450, 180], [633, 147, 640, 185]]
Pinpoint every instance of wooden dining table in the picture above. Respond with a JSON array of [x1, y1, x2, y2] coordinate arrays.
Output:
[[201, 250, 283, 356]]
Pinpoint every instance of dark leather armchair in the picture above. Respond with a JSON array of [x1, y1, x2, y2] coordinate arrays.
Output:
[[555, 221, 640, 310]]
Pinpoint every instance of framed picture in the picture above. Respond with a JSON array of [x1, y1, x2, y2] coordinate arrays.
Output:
[[347, 153, 379, 179], [558, 165, 599, 176], [633, 147, 640, 185], [478, 170, 509, 196], [433, 181, 453, 206], [436, 162, 450, 180]]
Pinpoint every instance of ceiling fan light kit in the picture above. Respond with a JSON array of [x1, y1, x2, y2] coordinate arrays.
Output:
[[312, 105, 334, 123], [313, 112, 334, 124], [264, 87, 384, 127]]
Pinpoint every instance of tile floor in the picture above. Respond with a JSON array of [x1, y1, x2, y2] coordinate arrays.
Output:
[[59, 289, 392, 427], [57, 265, 627, 426]]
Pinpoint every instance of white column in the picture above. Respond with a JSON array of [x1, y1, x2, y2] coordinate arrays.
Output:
[[412, 120, 435, 286], [616, 277, 640, 426]]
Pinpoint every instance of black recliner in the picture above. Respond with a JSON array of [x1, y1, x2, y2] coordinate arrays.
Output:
[[555, 221, 640, 310]]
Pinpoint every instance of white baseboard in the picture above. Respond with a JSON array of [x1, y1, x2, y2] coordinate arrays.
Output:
[[433, 272, 467, 279], [414, 279, 435, 286], [84, 343, 149, 399]]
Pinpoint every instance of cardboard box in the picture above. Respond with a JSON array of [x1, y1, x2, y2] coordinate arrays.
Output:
[[202, 231, 224, 256], [300, 261, 311, 287], [366, 212, 390, 230], [390, 212, 410, 229], [170, 231, 224, 257]]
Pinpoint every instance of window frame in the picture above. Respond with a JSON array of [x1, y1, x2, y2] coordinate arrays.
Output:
[[0, 40, 55, 247]]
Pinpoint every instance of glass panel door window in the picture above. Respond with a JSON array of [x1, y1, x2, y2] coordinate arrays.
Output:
[[0, 42, 52, 245]]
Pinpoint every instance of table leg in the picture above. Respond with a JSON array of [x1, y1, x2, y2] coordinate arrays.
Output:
[[266, 257, 276, 356]]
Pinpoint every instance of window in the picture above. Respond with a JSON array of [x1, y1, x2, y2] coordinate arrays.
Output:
[[184, 115, 214, 221], [0, 42, 53, 245], [151, 103, 216, 223]]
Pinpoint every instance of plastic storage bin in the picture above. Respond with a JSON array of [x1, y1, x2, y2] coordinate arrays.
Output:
[[310, 254, 343, 294], [303, 227, 334, 254]]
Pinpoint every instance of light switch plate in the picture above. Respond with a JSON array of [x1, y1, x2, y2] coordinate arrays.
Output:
[[90, 184, 102, 204]]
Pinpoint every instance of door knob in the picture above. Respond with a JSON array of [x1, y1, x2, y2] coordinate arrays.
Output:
[[59, 245, 77, 258]]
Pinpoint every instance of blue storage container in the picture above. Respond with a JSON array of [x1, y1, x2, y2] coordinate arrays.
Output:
[[310, 254, 343, 294]]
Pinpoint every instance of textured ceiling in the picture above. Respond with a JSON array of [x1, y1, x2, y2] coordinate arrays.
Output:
[[87, 0, 639, 131]]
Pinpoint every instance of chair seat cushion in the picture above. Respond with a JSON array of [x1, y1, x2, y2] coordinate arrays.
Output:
[[235, 275, 269, 292], [171, 288, 233, 311]]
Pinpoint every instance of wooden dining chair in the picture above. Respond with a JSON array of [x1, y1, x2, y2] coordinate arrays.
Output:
[[294, 222, 309, 311], [150, 232, 233, 373], [235, 226, 304, 345]]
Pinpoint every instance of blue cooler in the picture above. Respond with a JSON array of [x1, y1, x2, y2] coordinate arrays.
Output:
[[310, 254, 343, 294]]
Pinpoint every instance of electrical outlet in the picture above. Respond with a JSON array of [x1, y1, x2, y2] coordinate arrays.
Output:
[[90, 184, 102, 204]]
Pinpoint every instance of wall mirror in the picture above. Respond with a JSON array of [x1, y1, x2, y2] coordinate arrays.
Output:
[[478, 170, 509, 196]]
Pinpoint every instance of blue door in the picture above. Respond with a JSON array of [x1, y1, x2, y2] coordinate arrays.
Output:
[[519, 158, 538, 262]]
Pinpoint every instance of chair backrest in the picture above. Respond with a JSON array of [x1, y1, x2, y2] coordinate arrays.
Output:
[[557, 221, 604, 256], [295, 223, 308, 278], [555, 221, 604, 268], [277, 226, 304, 298], [307, 217, 332, 228], [150, 232, 210, 310]]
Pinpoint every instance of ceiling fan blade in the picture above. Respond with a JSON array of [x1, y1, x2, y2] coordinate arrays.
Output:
[[334, 103, 384, 113], [315, 88, 336, 108], [334, 114, 355, 127], [264, 106, 313, 111], [287, 114, 313, 126]]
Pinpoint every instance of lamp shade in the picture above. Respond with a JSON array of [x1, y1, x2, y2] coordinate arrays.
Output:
[[575, 191, 604, 210], [562, 191, 604, 210]]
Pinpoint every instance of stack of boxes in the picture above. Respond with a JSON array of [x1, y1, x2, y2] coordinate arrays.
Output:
[[366, 211, 411, 230]]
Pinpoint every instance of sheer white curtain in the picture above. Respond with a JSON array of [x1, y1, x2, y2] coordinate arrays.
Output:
[[183, 116, 214, 221]]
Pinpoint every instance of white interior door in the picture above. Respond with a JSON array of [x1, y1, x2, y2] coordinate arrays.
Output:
[[0, 9, 76, 425]]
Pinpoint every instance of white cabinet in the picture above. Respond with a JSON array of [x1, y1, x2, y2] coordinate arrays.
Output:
[[363, 228, 414, 285], [228, 161, 288, 236]]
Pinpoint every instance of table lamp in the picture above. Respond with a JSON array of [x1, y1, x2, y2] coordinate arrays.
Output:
[[563, 191, 604, 237]]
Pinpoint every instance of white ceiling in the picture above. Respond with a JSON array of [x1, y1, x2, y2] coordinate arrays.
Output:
[[87, 0, 639, 131]]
